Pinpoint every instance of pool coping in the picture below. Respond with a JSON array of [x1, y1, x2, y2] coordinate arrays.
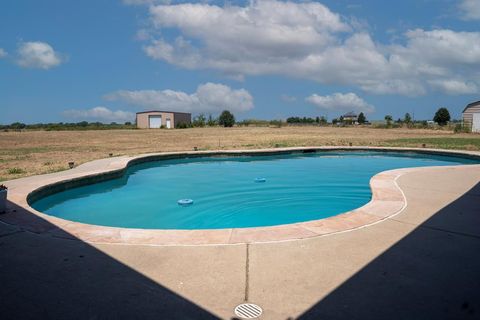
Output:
[[2, 146, 480, 245]]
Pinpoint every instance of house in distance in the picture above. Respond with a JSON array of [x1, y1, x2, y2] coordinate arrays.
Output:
[[136, 110, 192, 129], [342, 111, 359, 124]]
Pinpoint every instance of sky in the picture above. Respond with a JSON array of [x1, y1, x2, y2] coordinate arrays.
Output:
[[1, 0, 480, 124]]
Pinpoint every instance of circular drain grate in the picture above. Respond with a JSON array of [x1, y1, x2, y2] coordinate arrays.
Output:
[[234, 303, 263, 319]]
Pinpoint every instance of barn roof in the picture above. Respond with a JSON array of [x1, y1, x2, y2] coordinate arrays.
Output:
[[463, 100, 480, 113]]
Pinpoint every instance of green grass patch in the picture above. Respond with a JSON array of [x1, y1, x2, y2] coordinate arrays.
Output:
[[385, 137, 480, 150], [7, 167, 25, 174]]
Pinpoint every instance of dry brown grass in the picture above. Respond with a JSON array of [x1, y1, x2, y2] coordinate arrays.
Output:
[[1, 126, 478, 181]]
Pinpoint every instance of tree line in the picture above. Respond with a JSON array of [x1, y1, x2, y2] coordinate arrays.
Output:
[[0, 107, 459, 131], [0, 121, 136, 131]]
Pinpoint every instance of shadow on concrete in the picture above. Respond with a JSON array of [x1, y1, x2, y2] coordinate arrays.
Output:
[[298, 182, 480, 320], [0, 201, 219, 320]]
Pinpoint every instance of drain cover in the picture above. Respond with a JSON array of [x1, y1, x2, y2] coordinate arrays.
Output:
[[234, 303, 263, 319]]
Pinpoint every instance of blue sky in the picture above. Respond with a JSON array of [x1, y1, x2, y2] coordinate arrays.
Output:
[[1, 0, 479, 124]]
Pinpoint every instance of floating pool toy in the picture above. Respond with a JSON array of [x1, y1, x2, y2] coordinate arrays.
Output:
[[178, 199, 194, 206]]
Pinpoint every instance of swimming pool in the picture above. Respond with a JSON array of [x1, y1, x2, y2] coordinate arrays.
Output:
[[30, 151, 478, 230]]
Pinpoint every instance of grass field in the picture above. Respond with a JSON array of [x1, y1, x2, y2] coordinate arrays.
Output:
[[1, 127, 479, 181]]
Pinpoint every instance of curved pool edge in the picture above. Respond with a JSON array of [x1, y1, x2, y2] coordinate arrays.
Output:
[[2, 146, 480, 246]]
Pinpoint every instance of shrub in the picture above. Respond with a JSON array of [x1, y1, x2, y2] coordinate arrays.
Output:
[[7, 167, 25, 174], [269, 120, 283, 128], [176, 122, 189, 129], [454, 123, 471, 133], [218, 110, 235, 127]]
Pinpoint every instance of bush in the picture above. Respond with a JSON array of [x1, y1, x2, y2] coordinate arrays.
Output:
[[176, 122, 189, 129], [218, 110, 235, 127], [454, 123, 471, 133], [269, 120, 283, 128], [7, 167, 25, 174]]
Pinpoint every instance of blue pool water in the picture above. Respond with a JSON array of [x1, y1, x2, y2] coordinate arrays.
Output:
[[31, 151, 478, 229]]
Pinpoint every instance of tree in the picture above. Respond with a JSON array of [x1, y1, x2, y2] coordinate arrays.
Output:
[[286, 116, 316, 124], [384, 115, 393, 126], [218, 110, 235, 127], [433, 107, 451, 126], [192, 113, 206, 127], [358, 112, 366, 124], [9, 122, 26, 129], [207, 114, 217, 127], [403, 113, 412, 124]]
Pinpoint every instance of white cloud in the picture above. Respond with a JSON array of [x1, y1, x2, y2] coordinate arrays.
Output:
[[104, 82, 254, 113], [62, 107, 135, 122], [306, 92, 374, 113], [139, 0, 480, 96], [459, 0, 480, 20], [16, 41, 64, 69], [428, 79, 478, 95], [0, 48, 7, 58]]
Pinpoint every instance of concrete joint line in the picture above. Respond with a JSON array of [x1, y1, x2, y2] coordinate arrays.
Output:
[[244, 243, 250, 302]]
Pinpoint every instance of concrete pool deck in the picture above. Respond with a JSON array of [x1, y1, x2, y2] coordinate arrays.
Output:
[[1, 147, 480, 319]]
